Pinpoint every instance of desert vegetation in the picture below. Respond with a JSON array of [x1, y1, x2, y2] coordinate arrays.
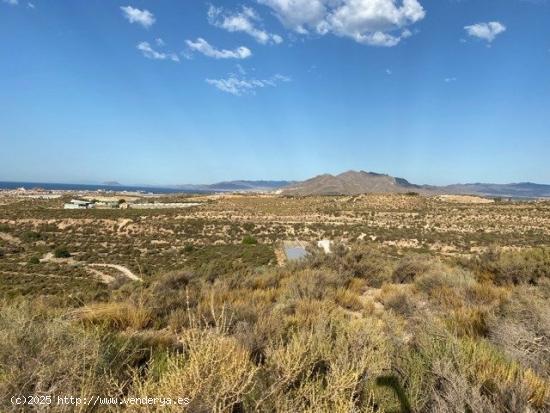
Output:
[[0, 193, 549, 412]]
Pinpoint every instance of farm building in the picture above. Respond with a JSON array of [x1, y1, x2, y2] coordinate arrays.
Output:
[[63, 199, 94, 209]]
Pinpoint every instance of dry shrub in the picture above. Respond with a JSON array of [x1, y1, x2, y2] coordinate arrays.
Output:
[[151, 269, 192, 291], [291, 299, 338, 327], [167, 307, 188, 332], [222, 288, 279, 326], [234, 311, 294, 366], [244, 270, 280, 290], [459, 337, 549, 410], [415, 265, 481, 310], [465, 282, 509, 307], [0, 302, 147, 412], [334, 287, 363, 311], [282, 269, 344, 301], [143, 270, 194, 320], [121, 329, 182, 353], [487, 285, 550, 377], [2, 241, 549, 413], [488, 318, 550, 379], [415, 264, 476, 295], [0, 304, 100, 409], [469, 247, 550, 285], [72, 302, 151, 330], [429, 360, 496, 413], [446, 307, 489, 338], [379, 284, 415, 317], [136, 329, 258, 412], [309, 244, 393, 287], [392, 254, 434, 283], [395, 321, 550, 413], [257, 314, 390, 412], [347, 277, 367, 294]]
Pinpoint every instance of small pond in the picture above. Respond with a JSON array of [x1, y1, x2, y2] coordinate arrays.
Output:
[[284, 246, 308, 261]]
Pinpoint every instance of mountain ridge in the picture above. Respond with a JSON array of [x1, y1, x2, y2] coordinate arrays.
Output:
[[280, 170, 550, 198], [175, 180, 296, 192]]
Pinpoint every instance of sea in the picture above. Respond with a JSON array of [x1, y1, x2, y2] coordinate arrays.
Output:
[[0, 181, 198, 194]]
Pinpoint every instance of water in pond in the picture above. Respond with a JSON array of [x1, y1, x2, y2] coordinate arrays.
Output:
[[285, 246, 308, 261]]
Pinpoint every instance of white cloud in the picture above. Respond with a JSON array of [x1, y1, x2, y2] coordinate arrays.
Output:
[[137, 42, 179, 62], [27, 2, 34, 8], [258, 0, 426, 47], [206, 73, 290, 95], [444, 77, 457, 83], [155, 38, 165, 46], [2, 0, 19, 5], [386, 68, 392, 75], [464, 21, 506, 43], [186, 38, 252, 59], [120, 5, 155, 28], [258, 0, 326, 34], [208, 5, 283, 45]]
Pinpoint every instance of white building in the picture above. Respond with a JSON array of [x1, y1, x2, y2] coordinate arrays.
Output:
[[63, 199, 94, 209]]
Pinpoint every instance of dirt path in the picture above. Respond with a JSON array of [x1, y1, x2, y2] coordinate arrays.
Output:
[[88, 263, 142, 282], [274, 245, 286, 266], [85, 267, 116, 284], [37, 251, 141, 283]]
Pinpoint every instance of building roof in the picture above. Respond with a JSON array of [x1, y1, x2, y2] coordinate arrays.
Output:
[[70, 199, 91, 205]]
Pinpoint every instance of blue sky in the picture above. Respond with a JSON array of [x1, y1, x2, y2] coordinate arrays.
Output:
[[0, 0, 549, 185]]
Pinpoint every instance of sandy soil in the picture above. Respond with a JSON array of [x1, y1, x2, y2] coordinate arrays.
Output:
[[0, 232, 21, 244]]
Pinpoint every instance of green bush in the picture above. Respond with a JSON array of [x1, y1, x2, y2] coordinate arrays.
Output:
[[21, 231, 41, 242], [28, 256, 40, 265], [242, 235, 258, 245], [468, 248, 550, 285], [54, 247, 71, 258]]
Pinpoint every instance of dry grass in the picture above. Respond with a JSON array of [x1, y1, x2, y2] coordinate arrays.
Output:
[[71, 302, 152, 330], [0, 242, 549, 412]]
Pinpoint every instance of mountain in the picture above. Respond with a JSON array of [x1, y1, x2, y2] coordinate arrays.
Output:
[[102, 181, 121, 186], [280, 171, 550, 198], [176, 180, 295, 193], [281, 171, 424, 196], [442, 182, 550, 198]]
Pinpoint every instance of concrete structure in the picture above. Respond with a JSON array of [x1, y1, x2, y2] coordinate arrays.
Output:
[[95, 201, 119, 208], [63, 199, 94, 209], [128, 202, 201, 209], [317, 239, 333, 254]]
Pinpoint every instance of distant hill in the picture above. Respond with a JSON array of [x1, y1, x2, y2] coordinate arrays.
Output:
[[280, 170, 550, 198], [176, 180, 295, 192], [102, 181, 121, 186], [281, 171, 424, 196], [442, 182, 550, 198]]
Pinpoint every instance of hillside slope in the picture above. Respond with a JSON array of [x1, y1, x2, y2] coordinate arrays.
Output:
[[281, 170, 424, 195]]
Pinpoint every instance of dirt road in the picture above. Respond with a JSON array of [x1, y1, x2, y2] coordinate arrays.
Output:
[[88, 263, 142, 282]]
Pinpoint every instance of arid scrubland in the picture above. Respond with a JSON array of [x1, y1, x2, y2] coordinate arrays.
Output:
[[0, 193, 549, 412]]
